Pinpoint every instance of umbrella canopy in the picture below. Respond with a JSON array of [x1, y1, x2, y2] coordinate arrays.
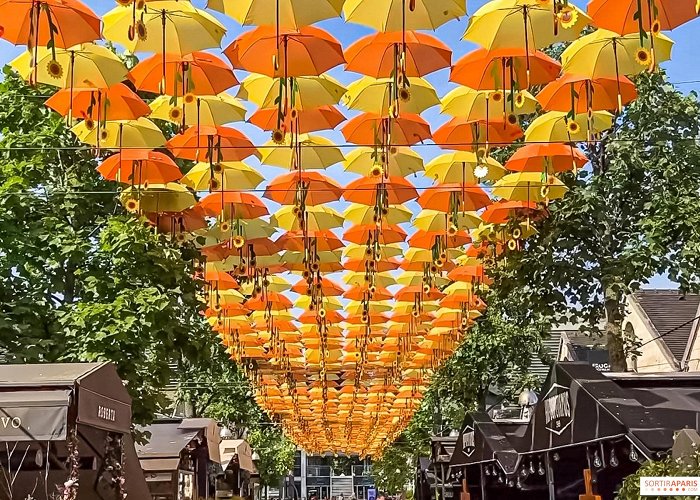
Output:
[[451, 47, 561, 90], [433, 117, 523, 151], [249, 105, 346, 133], [505, 144, 588, 173], [493, 172, 568, 203], [45, 83, 150, 121], [537, 74, 638, 113], [271, 205, 344, 231], [128, 51, 239, 96], [120, 183, 196, 213], [345, 31, 452, 78], [481, 200, 539, 224], [344, 176, 419, 205], [167, 125, 259, 162], [344, 204, 413, 225], [524, 110, 614, 143], [209, 0, 344, 28], [181, 162, 264, 191], [98, 150, 182, 184], [104, 1, 226, 55], [225, 25, 345, 77], [199, 191, 269, 219], [264, 171, 343, 206], [343, 0, 466, 31], [425, 152, 506, 184], [417, 185, 491, 213], [71, 117, 167, 149], [0, 0, 101, 48], [150, 93, 247, 127], [260, 134, 345, 169], [342, 113, 431, 146], [344, 146, 424, 177], [10, 43, 128, 89], [587, 0, 699, 35], [342, 76, 440, 115], [238, 74, 346, 109], [441, 88, 538, 120]]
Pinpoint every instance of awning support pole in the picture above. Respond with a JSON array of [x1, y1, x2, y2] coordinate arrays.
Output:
[[544, 452, 556, 500]]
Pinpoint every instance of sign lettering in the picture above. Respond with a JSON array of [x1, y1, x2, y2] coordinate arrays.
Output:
[[0, 415, 22, 429], [543, 383, 573, 435], [97, 405, 116, 422]]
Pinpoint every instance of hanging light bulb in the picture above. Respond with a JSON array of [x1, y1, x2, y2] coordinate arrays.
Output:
[[593, 450, 602, 469], [516, 477, 523, 489], [529, 461, 536, 475], [610, 446, 619, 468], [484, 466, 491, 476], [553, 452, 560, 462], [538, 460, 545, 476], [629, 447, 639, 462]]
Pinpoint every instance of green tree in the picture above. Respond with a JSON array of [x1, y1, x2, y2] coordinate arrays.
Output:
[[0, 67, 213, 423], [371, 447, 415, 495], [489, 73, 700, 370], [248, 425, 297, 495]]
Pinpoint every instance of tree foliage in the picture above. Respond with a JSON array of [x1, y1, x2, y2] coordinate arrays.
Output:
[[616, 452, 700, 500]]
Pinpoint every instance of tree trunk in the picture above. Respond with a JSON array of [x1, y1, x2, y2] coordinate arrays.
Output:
[[604, 291, 627, 372]]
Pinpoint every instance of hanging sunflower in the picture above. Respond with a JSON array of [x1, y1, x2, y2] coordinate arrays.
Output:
[[210, 178, 221, 190], [557, 6, 578, 29], [635, 47, 652, 67], [447, 224, 458, 236], [651, 19, 662, 36], [46, 60, 63, 79], [116, 0, 131, 6], [566, 120, 581, 135], [175, 232, 188, 245], [183, 93, 196, 105], [233, 235, 245, 249], [271, 129, 285, 145], [490, 91, 503, 103], [514, 92, 526, 109], [136, 21, 147, 41], [398, 87, 411, 102], [370, 164, 383, 178], [220, 221, 231, 232], [169, 106, 183, 121], [507, 113, 519, 126], [84, 118, 95, 130], [124, 198, 139, 213], [99, 129, 110, 141]]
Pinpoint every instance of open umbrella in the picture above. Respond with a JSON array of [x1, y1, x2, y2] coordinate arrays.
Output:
[[342, 113, 431, 146], [167, 125, 259, 162], [128, 51, 238, 96], [264, 171, 343, 206], [344, 176, 418, 205], [120, 183, 196, 213], [524, 111, 614, 143], [493, 172, 568, 203], [45, 83, 150, 121], [417, 185, 491, 213], [224, 25, 345, 78], [249, 105, 346, 134], [271, 205, 344, 231], [451, 47, 561, 90], [343, 0, 466, 31], [537, 74, 638, 113], [260, 134, 345, 169], [342, 76, 439, 115], [199, 191, 269, 219], [10, 43, 128, 88], [425, 152, 506, 184], [150, 93, 247, 127], [181, 161, 264, 191], [481, 200, 538, 224], [0, 0, 100, 49], [588, 0, 699, 35], [433, 117, 523, 151], [209, 0, 344, 28], [344, 204, 413, 225], [441, 88, 538, 121], [344, 146, 424, 177], [238, 73, 346, 109], [98, 150, 182, 184], [414, 209, 482, 231], [505, 143, 588, 173], [345, 31, 451, 78], [72, 117, 167, 149]]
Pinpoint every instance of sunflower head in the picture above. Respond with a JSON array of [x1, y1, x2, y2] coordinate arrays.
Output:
[[398, 87, 411, 103], [507, 113, 519, 126], [46, 59, 63, 79], [99, 129, 110, 141], [124, 198, 139, 213], [635, 47, 652, 67], [558, 6, 578, 29], [566, 120, 581, 135], [289, 108, 298, 120], [447, 224, 458, 236], [210, 178, 221, 191], [311, 261, 320, 272], [368, 285, 377, 295], [220, 221, 231, 232], [168, 106, 182, 121], [429, 263, 438, 274], [490, 91, 503, 103], [435, 258, 445, 269], [184, 93, 196, 104], [514, 92, 526, 109], [271, 129, 285, 145], [318, 308, 327, 319], [175, 232, 188, 245], [84, 118, 95, 131], [212, 163, 224, 174], [411, 310, 420, 318], [540, 185, 551, 198], [370, 164, 384, 178], [422, 283, 431, 294], [512, 227, 522, 240], [136, 20, 147, 41], [233, 235, 245, 249], [651, 19, 662, 36], [461, 317, 468, 328]]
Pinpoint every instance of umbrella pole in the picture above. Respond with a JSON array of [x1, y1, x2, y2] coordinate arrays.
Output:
[[612, 39, 623, 113], [67, 51, 75, 125], [161, 10, 167, 95], [523, 6, 531, 88], [647, 0, 657, 72]]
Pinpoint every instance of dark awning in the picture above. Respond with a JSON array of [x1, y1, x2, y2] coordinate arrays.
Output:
[[0, 390, 71, 441], [0, 362, 132, 437], [220, 439, 257, 472]]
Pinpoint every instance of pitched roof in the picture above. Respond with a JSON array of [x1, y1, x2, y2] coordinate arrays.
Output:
[[633, 290, 700, 363]]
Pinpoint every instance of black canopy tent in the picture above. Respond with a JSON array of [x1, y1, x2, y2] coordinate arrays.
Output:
[[449, 362, 700, 500], [428, 436, 461, 500], [0, 362, 149, 499]]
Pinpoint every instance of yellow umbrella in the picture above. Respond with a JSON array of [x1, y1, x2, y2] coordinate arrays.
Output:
[[525, 110, 614, 143], [346, 301, 392, 315], [342, 243, 404, 260], [261, 134, 345, 170], [181, 162, 264, 191], [240, 276, 291, 294], [493, 172, 568, 203], [344, 204, 413, 225], [440, 88, 538, 120], [238, 74, 346, 109], [295, 296, 344, 311], [103, 1, 226, 55], [283, 250, 342, 265], [208, 0, 344, 28], [344, 147, 424, 177], [71, 118, 166, 149], [201, 219, 277, 243], [414, 210, 482, 232], [343, 272, 396, 288], [342, 77, 439, 115], [562, 29, 674, 79], [149, 94, 247, 127], [271, 205, 344, 231], [9, 43, 127, 89], [397, 271, 450, 288], [120, 183, 196, 213], [343, 0, 466, 31], [425, 152, 506, 184], [464, 0, 591, 50]]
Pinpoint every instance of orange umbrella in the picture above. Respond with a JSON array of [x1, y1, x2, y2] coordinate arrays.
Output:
[[249, 105, 346, 134], [408, 230, 471, 249], [447, 265, 487, 282], [345, 31, 451, 78], [291, 277, 345, 297], [505, 144, 588, 173], [537, 74, 638, 113], [276, 230, 344, 252], [345, 313, 389, 325], [45, 83, 150, 121], [450, 48, 561, 90], [343, 285, 393, 301], [343, 224, 407, 245], [129, 51, 239, 96], [344, 257, 401, 272], [298, 309, 345, 324], [440, 294, 486, 310], [417, 184, 491, 212], [206, 269, 240, 290], [147, 206, 208, 234], [224, 26, 345, 78], [344, 176, 418, 205], [400, 258, 454, 272], [481, 200, 539, 225], [246, 291, 293, 311], [199, 192, 269, 219], [97, 150, 182, 184], [433, 118, 523, 151], [243, 237, 281, 256], [264, 171, 343, 206], [0, 0, 100, 48], [588, 0, 699, 35], [394, 286, 444, 302], [167, 126, 259, 162], [342, 113, 431, 146]]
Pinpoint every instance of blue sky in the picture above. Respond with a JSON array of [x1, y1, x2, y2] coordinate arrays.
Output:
[[1, 0, 697, 289]]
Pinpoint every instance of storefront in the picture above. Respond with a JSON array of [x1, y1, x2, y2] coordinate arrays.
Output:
[[0, 362, 149, 499], [137, 417, 222, 500], [450, 362, 700, 499], [218, 439, 256, 499]]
